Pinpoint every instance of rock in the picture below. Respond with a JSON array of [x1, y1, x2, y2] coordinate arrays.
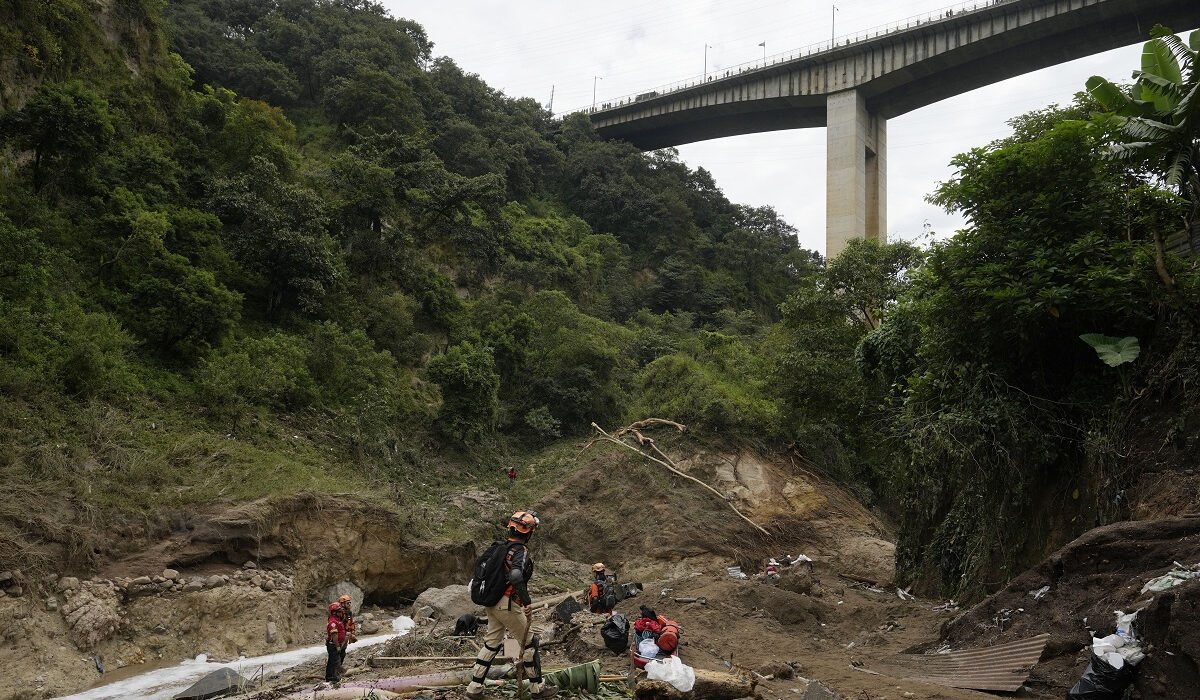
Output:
[[132, 576, 152, 585], [162, 569, 180, 581], [61, 583, 122, 650], [205, 575, 225, 589], [415, 605, 435, 619], [757, 661, 794, 680], [266, 621, 278, 644], [152, 576, 166, 584], [58, 576, 80, 592], [829, 536, 895, 586], [243, 561, 258, 570], [411, 584, 480, 620], [325, 581, 364, 615], [174, 667, 251, 700], [360, 619, 381, 634], [182, 579, 205, 593], [261, 579, 274, 592], [799, 680, 843, 700], [251, 575, 263, 587], [7, 586, 23, 597], [0, 571, 12, 584], [45, 597, 58, 612]]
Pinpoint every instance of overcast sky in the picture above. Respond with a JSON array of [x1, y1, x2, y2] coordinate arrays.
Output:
[[384, 0, 1150, 255]]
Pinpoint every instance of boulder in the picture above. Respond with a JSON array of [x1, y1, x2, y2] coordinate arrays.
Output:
[[182, 579, 205, 593], [132, 575, 152, 585], [163, 569, 180, 581], [799, 680, 843, 699], [325, 581, 364, 615], [243, 561, 258, 570], [265, 621, 278, 644], [172, 666, 251, 700], [360, 619, 382, 634], [411, 584, 480, 621], [58, 576, 81, 592], [61, 582, 121, 650], [205, 575, 225, 589]]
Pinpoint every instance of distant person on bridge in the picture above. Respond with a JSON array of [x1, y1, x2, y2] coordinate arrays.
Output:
[[465, 511, 558, 700]]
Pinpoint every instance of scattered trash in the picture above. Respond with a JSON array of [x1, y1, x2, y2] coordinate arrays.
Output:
[[600, 614, 629, 655], [866, 586, 885, 594], [672, 597, 706, 605], [787, 554, 813, 566], [638, 638, 661, 660], [645, 655, 695, 692], [844, 641, 856, 649], [882, 633, 1049, 692], [1029, 585, 1050, 601], [1140, 562, 1200, 594], [931, 600, 958, 613], [1067, 610, 1144, 699], [726, 567, 748, 580], [923, 644, 951, 655], [897, 588, 916, 601], [659, 588, 673, 597]]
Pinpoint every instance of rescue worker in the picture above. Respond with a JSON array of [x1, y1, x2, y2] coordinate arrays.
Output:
[[588, 563, 613, 615], [465, 511, 558, 700], [337, 594, 357, 665], [507, 466, 517, 488], [325, 602, 346, 683]]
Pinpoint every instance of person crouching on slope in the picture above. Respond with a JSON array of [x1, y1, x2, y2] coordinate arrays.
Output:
[[465, 511, 558, 700], [325, 602, 346, 683]]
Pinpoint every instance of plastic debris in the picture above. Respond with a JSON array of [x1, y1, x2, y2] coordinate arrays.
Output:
[[645, 655, 695, 692], [727, 567, 748, 580], [1029, 585, 1050, 601], [1140, 562, 1200, 594], [897, 588, 916, 601], [931, 600, 959, 613]]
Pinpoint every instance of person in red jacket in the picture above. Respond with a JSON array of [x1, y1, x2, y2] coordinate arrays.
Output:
[[325, 602, 346, 683]]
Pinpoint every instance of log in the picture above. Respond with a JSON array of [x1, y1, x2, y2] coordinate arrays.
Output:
[[838, 572, 878, 586], [368, 656, 476, 667], [634, 668, 755, 700], [531, 590, 580, 610]]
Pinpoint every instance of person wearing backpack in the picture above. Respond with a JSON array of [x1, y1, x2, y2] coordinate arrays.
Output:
[[588, 563, 615, 614], [465, 510, 558, 700]]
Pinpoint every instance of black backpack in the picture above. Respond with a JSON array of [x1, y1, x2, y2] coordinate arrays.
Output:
[[469, 540, 517, 607], [591, 578, 617, 612]]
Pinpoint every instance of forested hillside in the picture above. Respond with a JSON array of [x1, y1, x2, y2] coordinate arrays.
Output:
[[2, 0, 1198, 604], [0, 0, 887, 570]]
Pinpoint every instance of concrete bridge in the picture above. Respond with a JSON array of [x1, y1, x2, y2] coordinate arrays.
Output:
[[587, 0, 1200, 257]]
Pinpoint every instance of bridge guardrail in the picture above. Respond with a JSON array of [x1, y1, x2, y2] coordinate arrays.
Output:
[[574, 0, 1021, 116]]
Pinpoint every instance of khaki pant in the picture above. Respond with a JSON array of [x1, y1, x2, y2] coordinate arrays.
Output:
[[466, 597, 543, 694]]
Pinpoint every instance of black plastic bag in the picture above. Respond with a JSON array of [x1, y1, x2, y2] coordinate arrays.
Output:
[[1066, 651, 1135, 700], [600, 613, 630, 655]]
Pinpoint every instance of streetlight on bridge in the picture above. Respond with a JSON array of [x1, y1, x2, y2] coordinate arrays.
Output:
[[592, 75, 603, 112]]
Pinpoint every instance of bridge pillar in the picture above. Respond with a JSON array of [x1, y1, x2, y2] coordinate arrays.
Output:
[[826, 89, 886, 258]]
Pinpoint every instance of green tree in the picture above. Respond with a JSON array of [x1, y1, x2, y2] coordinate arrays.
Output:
[[427, 341, 500, 442], [0, 81, 114, 192], [1086, 26, 1200, 287], [824, 238, 924, 330]]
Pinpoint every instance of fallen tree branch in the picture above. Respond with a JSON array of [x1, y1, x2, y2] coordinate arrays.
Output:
[[584, 420, 770, 537]]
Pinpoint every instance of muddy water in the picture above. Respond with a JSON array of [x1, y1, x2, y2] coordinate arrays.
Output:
[[53, 617, 416, 700]]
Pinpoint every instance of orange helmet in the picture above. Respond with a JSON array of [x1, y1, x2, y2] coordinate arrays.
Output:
[[592, 562, 606, 573], [338, 594, 352, 605], [508, 510, 539, 534], [329, 602, 341, 613]]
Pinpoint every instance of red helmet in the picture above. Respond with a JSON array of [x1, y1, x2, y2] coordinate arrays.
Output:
[[508, 510, 539, 534], [329, 602, 341, 613]]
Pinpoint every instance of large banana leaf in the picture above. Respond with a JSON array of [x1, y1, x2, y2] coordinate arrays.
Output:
[[1142, 38, 1184, 112], [1191, 30, 1200, 53]]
